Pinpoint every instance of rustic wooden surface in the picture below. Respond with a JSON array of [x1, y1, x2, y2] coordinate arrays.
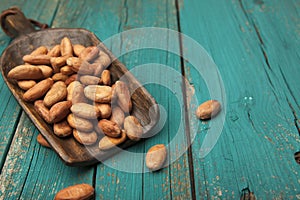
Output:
[[0, 0, 299, 199]]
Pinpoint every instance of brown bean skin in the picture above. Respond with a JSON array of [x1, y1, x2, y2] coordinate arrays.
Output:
[[60, 65, 75, 76], [54, 183, 94, 200], [79, 46, 99, 62], [73, 129, 98, 145], [110, 106, 125, 128], [23, 78, 53, 102], [44, 81, 67, 107], [8, 65, 44, 80], [101, 69, 111, 86], [95, 103, 112, 119], [60, 37, 73, 57], [53, 120, 72, 137], [79, 75, 100, 85], [84, 85, 112, 103], [99, 130, 127, 150], [67, 114, 94, 132], [52, 73, 69, 82], [17, 80, 36, 90], [50, 56, 68, 73], [195, 100, 221, 120], [73, 44, 86, 56], [47, 45, 61, 57], [71, 103, 101, 119], [49, 101, 72, 123], [65, 74, 78, 86], [124, 116, 143, 141], [30, 46, 48, 56], [114, 81, 132, 113], [98, 119, 121, 138], [23, 55, 51, 65], [67, 81, 88, 104], [36, 134, 51, 148], [34, 100, 52, 124], [145, 144, 167, 171], [38, 65, 53, 78]]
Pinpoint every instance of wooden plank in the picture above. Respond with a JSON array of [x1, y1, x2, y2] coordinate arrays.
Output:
[[178, 0, 300, 199], [0, 0, 25, 171], [0, 0, 63, 168], [90, 0, 193, 199], [119, 0, 193, 199], [0, 75, 21, 169], [0, 1, 94, 199], [0, 0, 64, 169], [0, 113, 94, 199], [240, 0, 300, 132]]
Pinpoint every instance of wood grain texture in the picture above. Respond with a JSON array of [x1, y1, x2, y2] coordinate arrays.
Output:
[[0, 113, 94, 199], [0, 0, 24, 172], [0, 74, 21, 170], [240, 0, 300, 134], [179, 0, 300, 199], [0, 0, 61, 169], [0, 0, 299, 199], [0, 1, 93, 199]]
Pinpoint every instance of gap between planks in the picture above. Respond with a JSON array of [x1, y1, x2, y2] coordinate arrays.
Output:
[[175, 0, 197, 199], [238, 0, 300, 137], [0, 109, 22, 173]]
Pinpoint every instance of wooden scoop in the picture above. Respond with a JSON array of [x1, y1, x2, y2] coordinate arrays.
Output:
[[0, 7, 159, 166]]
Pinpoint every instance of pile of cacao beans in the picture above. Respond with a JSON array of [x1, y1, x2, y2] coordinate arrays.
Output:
[[8, 37, 143, 150]]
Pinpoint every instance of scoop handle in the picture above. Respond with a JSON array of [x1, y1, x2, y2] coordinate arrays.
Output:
[[0, 7, 48, 38]]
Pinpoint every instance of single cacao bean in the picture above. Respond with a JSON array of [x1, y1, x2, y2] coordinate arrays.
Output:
[[196, 100, 221, 120], [23, 78, 53, 102], [110, 106, 125, 128], [53, 120, 72, 137], [73, 44, 86, 57], [101, 69, 111, 86], [23, 54, 51, 65], [54, 183, 94, 200], [145, 144, 167, 171], [79, 75, 100, 85], [84, 85, 112, 103], [49, 101, 72, 123], [98, 119, 121, 138], [34, 100, 52, 124], [38, 65, 53, 78], [124, 116, 143, 141], [60, 37, 73, 57], [52, 73, 69, 82], [73, 129, 98, 145], [67, 114, 94, 132], [60, 65, 75, 76], [8, 65, 44, 80], [115, 81, 132, 113], [71, 103, 101, 119], [47, 45, 61, 57], [17, 80, 36, 90], [44, 81, 67, 107]]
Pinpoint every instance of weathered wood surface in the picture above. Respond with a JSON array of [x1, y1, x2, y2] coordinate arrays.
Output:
[[0, 0, 299, 199], [179, 0, 300, 199]]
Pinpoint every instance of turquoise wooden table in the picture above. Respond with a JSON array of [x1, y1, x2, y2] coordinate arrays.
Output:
[[0, 0, 299, 199]]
